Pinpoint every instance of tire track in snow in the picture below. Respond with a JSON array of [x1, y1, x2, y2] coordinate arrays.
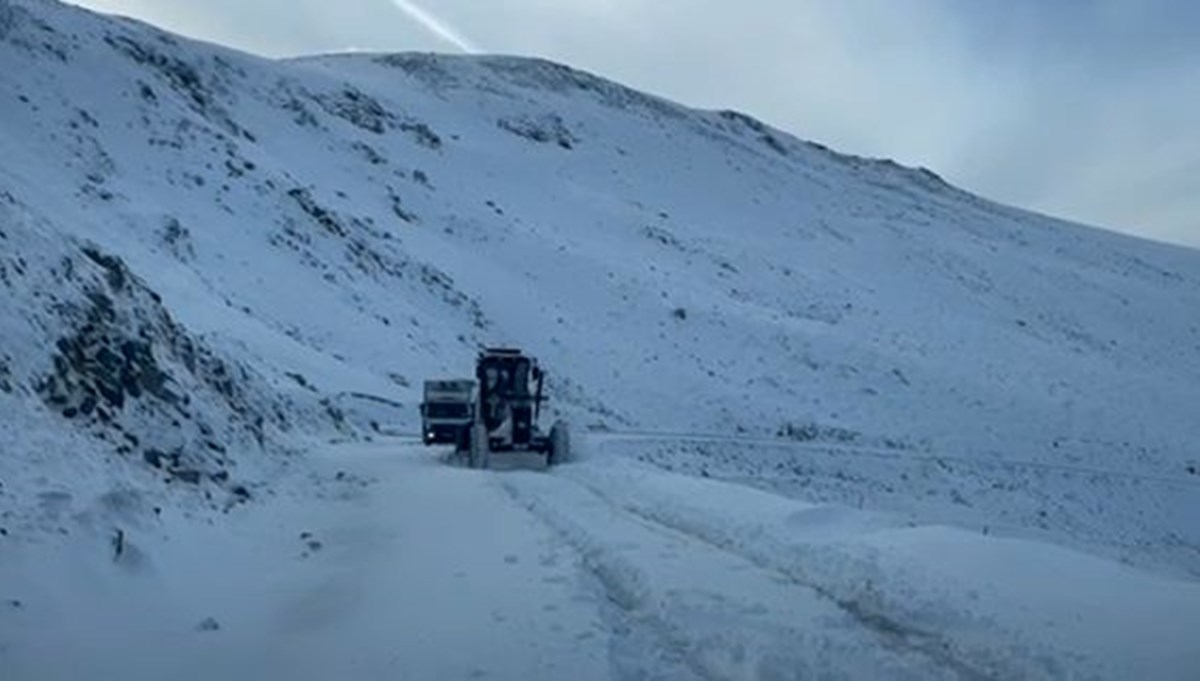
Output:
[[501, 477, 715, 681], [501, 472, 969, 681], [547, 462, 1100, 680], [562, 475, 997, 681]]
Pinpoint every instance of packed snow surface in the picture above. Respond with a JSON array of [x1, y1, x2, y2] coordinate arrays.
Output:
[[1, 0, 1199, 678], [5, 439, 1199, 680]]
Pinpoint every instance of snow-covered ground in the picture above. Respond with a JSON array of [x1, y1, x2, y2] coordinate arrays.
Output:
[[4, 438, 1198, 680], [600, 433, 1200, 580], [2, 440, 610, 680], [2, 0, 1200, 677]]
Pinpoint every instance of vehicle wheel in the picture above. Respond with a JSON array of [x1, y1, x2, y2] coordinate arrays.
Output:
[[548, 421, 570, 466]]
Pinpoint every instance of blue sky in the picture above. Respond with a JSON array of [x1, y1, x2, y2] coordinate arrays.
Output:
[[71, 0, 1199, 247]]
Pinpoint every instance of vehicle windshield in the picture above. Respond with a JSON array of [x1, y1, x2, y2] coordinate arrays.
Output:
[[425, 402, 470, 418]]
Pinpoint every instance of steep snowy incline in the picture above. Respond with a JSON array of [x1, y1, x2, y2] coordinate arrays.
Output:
[[284, 52, 1200, 471], [2, 0, 1198, 467]]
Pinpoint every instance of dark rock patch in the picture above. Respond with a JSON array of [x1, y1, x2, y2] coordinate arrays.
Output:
[[776, 420, 862, 444], [286, 187, 347, 237], [0, 354, 12, 393], [171, 469, 202, 485], [103, 33, 244, 137], [310, 86, 394, 135], [717, 110, 790, 157], [497, 113, 578, 150]]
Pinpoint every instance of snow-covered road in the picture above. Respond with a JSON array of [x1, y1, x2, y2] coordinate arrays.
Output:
[[502, 465, 962, 679], [4, 438, 1199, 680], [1, 441, 612, 680]]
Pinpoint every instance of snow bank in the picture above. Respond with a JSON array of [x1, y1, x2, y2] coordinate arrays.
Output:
[[555, 456, 1200, 679]]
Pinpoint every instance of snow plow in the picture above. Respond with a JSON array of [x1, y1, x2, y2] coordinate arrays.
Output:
[[420, 348, 569, 469]]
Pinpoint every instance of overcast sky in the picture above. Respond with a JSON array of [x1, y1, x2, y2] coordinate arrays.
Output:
[[71, 0, 1199, 248]]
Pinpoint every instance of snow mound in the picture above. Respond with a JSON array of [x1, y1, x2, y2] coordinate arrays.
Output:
[[526, 456, 1200, 679]]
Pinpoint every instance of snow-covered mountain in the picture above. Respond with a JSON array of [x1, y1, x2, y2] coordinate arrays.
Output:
[[2, 1, 1199, 677]]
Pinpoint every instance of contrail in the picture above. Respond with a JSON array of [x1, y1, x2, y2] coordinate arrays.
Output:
[[386, 0, 481, 53]]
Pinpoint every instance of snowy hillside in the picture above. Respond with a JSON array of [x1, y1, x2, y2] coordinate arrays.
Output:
[[2, 0, 1200, 677]]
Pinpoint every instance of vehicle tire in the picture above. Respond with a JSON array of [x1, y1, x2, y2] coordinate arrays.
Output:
[[548, 421, 570, 466]]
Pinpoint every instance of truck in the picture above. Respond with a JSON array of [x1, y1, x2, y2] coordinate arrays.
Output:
[[419, 379, 475, 446]]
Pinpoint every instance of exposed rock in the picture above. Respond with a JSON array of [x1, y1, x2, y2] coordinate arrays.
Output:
[[497, 113, 578, 150], [171, 469, 202, 485]]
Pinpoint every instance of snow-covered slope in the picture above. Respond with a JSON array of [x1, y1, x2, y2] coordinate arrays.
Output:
[[4, 0, 1198, 573], [3, 0, 1200, 560], [3, 0, 1200, 676]]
